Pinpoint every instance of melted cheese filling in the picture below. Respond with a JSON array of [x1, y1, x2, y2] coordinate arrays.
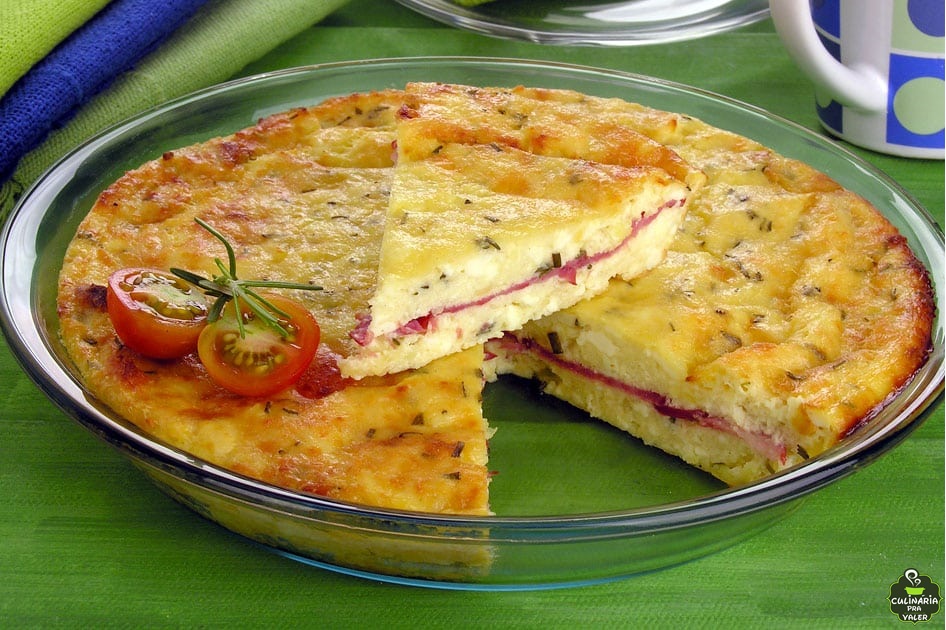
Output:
[[350, 197, 686, 347], [495, 333, 788, 464]]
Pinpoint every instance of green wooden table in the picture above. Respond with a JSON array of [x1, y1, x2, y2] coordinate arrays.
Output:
[[1, 2, 943, 627]]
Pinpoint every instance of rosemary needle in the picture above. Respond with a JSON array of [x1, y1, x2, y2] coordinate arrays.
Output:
[[170, 218, 322, 338]]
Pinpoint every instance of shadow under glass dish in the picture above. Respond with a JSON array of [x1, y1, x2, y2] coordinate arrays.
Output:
[[0, 57, 942, 590]]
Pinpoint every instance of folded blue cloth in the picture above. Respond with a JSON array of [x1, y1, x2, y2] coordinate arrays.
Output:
[[0, 0, 208, 180]]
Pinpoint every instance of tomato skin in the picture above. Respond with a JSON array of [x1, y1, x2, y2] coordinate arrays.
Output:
[[106, 268, 209, 359], [197, 294, 320, 397]]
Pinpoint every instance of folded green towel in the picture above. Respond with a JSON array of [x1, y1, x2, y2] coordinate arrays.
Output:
[[0, 0, 111, 95], [0, 0, 209, 180], [0, 0, 350, 221]]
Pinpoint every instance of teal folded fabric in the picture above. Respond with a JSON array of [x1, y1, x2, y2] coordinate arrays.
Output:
[[0, 0, 350, 222]]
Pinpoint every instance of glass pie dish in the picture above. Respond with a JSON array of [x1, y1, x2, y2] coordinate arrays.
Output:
[[394, 0, 771, 46], [0, 58, 942, 590]]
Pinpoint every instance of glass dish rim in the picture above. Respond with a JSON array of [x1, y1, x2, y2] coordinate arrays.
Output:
[[1, 56, 942, 539], [393, 0, 771, 46]]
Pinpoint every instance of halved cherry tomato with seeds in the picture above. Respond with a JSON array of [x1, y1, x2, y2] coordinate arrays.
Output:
[[197, 294, 320, 397], [106, 268, 209, 359]]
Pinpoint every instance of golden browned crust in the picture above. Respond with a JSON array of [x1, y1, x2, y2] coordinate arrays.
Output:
[[399, 82, 705, 190]]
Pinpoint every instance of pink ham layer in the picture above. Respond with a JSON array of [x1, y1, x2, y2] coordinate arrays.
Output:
[[351, 197, 686, 347], [493, 334, 788, 465]]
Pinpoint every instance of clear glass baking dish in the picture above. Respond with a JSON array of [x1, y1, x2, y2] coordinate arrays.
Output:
[[1, 58, 942, 590]]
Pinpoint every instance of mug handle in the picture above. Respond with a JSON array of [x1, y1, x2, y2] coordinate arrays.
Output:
[[769, 0, 887, 112]]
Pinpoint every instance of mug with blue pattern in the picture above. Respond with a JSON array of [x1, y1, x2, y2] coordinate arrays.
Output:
[[770, 0, 944, 159]]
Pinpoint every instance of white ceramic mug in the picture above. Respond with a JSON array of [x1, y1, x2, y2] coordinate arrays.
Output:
[[770, 0, 944, 159]]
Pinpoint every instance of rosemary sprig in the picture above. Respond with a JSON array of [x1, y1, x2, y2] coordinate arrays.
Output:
[[171, 218, 322, 338]]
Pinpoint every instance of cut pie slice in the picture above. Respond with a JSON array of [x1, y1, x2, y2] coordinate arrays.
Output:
[[339, 83, 704, 378], [488, 92, 935, 485]]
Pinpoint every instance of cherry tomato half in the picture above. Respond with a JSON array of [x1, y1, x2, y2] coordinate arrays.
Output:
[[107, 268, 209, 359], [197, 294, 320, 397]]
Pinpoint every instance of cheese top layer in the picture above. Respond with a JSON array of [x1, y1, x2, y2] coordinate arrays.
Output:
[[398, 82, 705, 190]]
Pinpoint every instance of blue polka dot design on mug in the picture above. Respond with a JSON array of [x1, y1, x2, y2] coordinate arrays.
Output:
[[810, 0, 944, 156], [886, 0, 945, 150]]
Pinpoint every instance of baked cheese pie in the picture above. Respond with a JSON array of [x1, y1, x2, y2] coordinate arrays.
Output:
[[56, 82, 933, 525]]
